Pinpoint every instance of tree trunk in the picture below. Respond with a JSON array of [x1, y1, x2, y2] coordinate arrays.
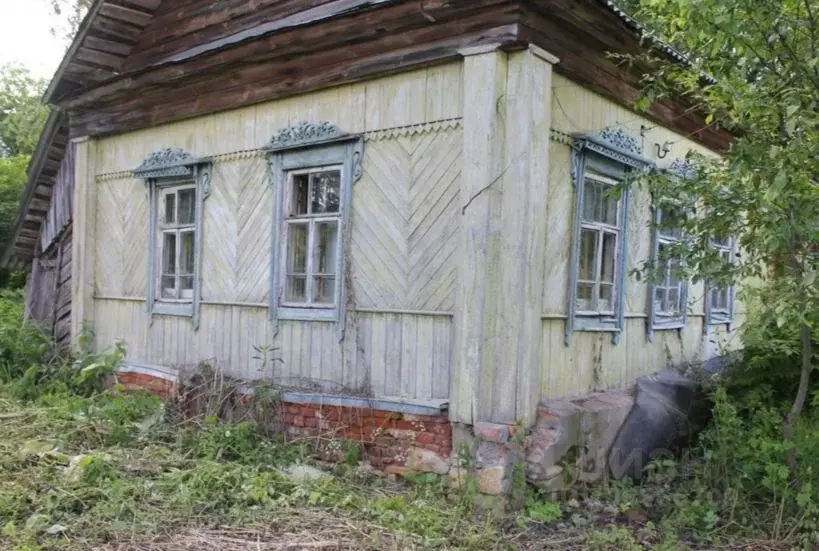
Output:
[[784, 323, 813, 470]]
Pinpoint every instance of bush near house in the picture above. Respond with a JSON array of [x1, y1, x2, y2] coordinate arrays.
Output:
[[0, 290, 818, 550]]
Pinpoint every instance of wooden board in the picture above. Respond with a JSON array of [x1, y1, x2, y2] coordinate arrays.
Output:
[[93, 299, 452, 401]]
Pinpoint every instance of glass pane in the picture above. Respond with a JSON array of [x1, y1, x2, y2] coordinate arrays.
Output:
[[602, 191, 618, 226], [668, 259, 681, 286], [162, 232, 176, 274], [164, 193, 175, 224], [667, 287, 680, 314], [712, 287, 727, 310], [576, 283, 594, 311], [658, 208, 683, 240], [286, 276, 307, 302], [287, 224, 308, 273], [601, 232, 617, 283], [654, 287, 667, 313], [178, 188, 196, 225], [180, 231, 195, 275], [579, 229, 598, 281], [314, 221, 338, 275], [583, 181, 600, 222], [180, 276, 194, 299], [313, 276, 336, 304], [291, 173, 310, 215], [311, 170, 341, 214], [161, 276, 177, 299], [599, 283, 614, 312]]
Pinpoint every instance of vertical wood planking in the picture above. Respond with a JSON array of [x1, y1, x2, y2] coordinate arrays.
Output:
[[384, 314, 402, 397], [93, 300, 451, 401]]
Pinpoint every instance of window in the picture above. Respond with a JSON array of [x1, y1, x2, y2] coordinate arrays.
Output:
[[706, 236, 735, 326], [266, 121, 363, 340], [648, 205, 688, 339], [566, 127, 653, 345], [133, 148, 211, 327], [577, 172, 622, 316], [281, 167, 342, 308], [157, 185, 197, 301]]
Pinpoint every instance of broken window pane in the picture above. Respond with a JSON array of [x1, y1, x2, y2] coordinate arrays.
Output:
[[311, 170, 341, 214]]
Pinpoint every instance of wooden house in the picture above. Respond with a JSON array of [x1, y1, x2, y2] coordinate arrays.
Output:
[[4, 0, 741, 473]]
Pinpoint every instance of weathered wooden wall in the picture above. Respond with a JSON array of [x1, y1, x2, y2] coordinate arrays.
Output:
[[91, 64, 462, 401], [25, 140, 75, 348], [25, 228, 73, 349], [41, 141, 75, 251], [539, 75, 743, 399]]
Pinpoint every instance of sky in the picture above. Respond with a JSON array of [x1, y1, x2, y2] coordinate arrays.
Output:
[[0, 0, 68, 79]]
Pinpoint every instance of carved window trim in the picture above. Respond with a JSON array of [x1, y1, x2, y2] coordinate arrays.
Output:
[[705, 236, 736, 330], [566, 128, 654, 346], [647, 159, 696, 341], [265, 121, 363, 341], [134, 148, 212, 328]]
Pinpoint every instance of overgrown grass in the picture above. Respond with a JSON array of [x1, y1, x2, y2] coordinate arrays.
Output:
[[0, 291, 815, 550]]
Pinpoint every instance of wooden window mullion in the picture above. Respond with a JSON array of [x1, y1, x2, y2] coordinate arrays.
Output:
[[593, 225, 603, 313], [306, 218, 316, 307]]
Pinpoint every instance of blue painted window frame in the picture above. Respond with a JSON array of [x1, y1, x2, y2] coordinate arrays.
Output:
[[265, 123, 363, 341], [647, 203, 689, 341], [566, 128, 654, 346], [705, 236, 736, 330], [134, 150, 211, 329]]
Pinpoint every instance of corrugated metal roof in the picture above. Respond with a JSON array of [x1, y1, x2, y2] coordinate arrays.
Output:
[[596, 0, 717, 83]]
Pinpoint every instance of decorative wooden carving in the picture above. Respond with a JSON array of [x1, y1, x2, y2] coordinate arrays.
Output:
[[134, 148, 197, 179], [267, 121, 347, 149], [668, 157, 698, 179]]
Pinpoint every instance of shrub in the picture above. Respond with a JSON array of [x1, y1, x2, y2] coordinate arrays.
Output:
[[0, 290, 51, 381]]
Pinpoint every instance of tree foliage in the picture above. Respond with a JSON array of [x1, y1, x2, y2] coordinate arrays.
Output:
[[628, 0, 818, 435], [47, 0, 93, 40], [0, 65, 48, 159]]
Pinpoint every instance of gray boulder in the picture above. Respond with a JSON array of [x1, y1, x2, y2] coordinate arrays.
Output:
[[608, 370, 709, 479]]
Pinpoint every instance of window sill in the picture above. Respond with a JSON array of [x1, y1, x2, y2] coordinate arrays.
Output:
[[652, 317, 685, 331], [708, 312, 733, 326], [152, 302, 193, 318], [278, 307, 336, 322], [574, 316, 620, 332]]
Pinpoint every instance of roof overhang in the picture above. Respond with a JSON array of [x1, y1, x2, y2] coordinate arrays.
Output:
[[1, 111, 69, 269]]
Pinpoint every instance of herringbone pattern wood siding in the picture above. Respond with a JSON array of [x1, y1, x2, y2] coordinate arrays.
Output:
[[351, 129, 462, 311], [96, 178, 148, 297], [202, 158, 271, 303]]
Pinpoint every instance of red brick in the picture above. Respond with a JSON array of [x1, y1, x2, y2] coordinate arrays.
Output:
[[415, 432, 435, 445], [292, 416, 305, 427], [303, 417, 317, 428], [474, 422, 510, 443]]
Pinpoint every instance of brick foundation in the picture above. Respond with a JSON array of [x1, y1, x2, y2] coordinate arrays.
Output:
[[115, 368, 452, 469], [116, 371, 178, 400], [283, 402, 451, 467]]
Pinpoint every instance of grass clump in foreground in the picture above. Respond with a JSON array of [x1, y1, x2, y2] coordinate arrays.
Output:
[[0, 385, 507, 550], [1, 290, 818, 550]]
